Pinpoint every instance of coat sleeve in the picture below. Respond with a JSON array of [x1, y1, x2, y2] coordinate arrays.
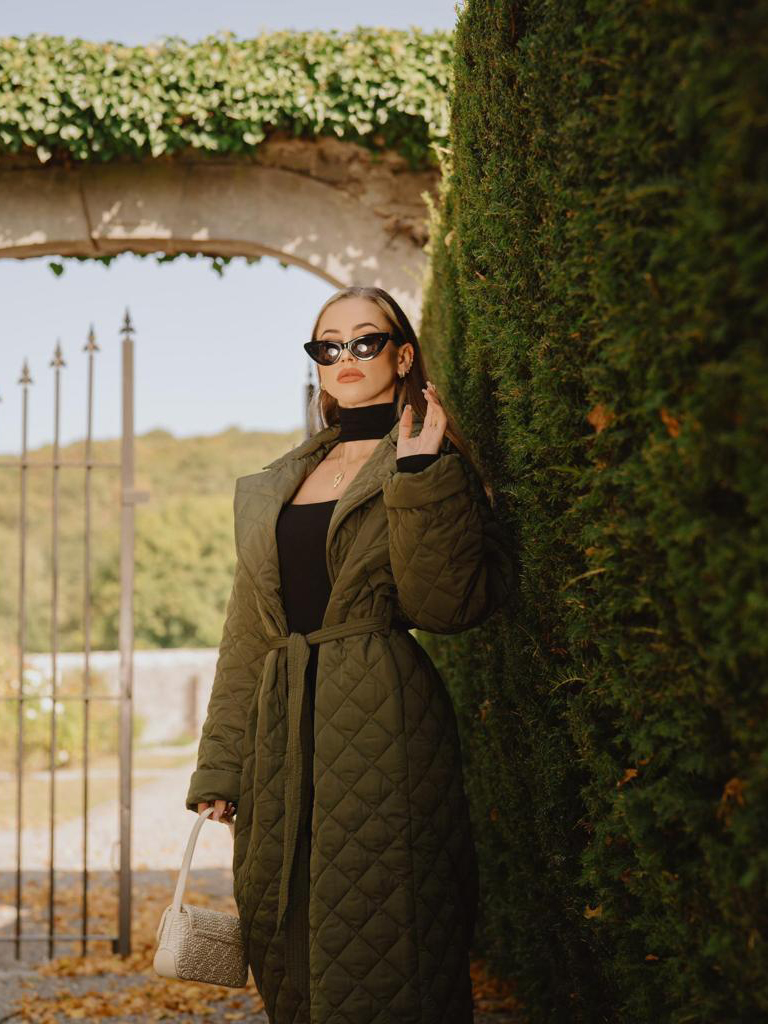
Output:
[[382, 450, 514, 633], [184, 541, 269, 813]]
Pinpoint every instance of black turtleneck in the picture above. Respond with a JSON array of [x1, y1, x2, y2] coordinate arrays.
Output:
[[337, 399, 397, 441], [336, 399, 441, 474]]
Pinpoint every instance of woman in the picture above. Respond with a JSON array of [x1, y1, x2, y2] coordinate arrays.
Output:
[[185, 285, 512, 1024]]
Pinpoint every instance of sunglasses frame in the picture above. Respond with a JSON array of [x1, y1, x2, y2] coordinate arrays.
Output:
[[303, 331, 398, 366]]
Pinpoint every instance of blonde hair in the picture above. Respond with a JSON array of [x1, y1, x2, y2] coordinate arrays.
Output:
[[308, 285, 495, 504]]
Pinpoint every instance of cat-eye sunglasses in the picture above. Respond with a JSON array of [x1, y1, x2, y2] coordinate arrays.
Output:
[[304, 331, 399, 366]]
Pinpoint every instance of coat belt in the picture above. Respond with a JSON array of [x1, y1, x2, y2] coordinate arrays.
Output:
[[264, 607, 394, 992]]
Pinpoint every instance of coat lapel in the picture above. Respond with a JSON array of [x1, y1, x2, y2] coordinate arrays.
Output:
[[235, 415, 420, 637]]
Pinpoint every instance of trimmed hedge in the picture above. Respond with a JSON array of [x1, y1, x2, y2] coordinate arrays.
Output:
[[419, 1, 768, 1020], [0, 28, 452, 169]]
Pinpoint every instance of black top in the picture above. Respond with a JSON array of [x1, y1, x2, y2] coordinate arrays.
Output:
[[275, 498, 338, 636], [275, 452, 440, 638]]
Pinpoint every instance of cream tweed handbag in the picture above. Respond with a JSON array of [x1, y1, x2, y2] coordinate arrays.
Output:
[[153, 806, 249, 988]]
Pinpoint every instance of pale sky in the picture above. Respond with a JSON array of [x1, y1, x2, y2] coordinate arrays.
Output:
[[0, 2, 457, 454]]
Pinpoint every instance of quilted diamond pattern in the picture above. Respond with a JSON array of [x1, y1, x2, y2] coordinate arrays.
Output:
[[382, 452, 512, 634], [186, 555, 270, 810], [185, 418, 513, 1024]]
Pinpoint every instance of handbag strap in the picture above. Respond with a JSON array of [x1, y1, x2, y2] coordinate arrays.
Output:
[[172, 806, 236, 913]]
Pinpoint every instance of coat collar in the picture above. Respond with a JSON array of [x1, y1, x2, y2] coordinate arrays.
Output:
[[235, 414, 422, 636]]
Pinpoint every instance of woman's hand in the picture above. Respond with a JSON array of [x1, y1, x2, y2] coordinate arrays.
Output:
[[197, 799, 236, 822], [397, 381, 448, 458]]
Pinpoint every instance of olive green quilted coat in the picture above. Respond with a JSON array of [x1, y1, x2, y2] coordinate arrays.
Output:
[[185, 415, 512, 1024]]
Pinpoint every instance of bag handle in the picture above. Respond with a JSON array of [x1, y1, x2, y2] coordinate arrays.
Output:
[[172, 806, 236, 914]]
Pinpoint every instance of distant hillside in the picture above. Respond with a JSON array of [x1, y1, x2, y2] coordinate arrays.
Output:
[[0, 424, 305, 652]]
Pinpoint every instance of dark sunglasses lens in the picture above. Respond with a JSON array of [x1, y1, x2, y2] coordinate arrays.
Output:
[[350, 333, 388, 359], [306, 341, 340, 365]]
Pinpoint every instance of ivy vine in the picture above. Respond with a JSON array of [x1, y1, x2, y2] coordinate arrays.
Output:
[[0, 28, 453, 167]]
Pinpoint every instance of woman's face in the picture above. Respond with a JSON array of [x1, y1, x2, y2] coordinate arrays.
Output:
[[314, 297, 413, 408]]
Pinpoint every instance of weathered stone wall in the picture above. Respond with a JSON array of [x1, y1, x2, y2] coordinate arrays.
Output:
[[0, 135, 439, 324]]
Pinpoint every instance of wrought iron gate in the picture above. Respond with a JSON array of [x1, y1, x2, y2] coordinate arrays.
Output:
[[0, 310, 147, 958]]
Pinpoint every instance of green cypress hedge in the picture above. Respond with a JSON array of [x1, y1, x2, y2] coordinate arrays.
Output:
[[418, 1, 768, 1020]]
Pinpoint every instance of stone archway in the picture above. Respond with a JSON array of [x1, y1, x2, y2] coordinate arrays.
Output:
[[0, 135, 439, 325]]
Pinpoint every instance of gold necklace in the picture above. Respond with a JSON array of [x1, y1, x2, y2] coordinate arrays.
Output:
[[329, 443, 371, 488], [331, 446, 349, 488]]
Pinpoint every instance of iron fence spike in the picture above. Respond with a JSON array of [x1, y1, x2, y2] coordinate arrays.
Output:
[[50, 340, 66, 369], [120, 308, 134, 336], [84, 323, 100, 353], [18, 360, 33, 386]]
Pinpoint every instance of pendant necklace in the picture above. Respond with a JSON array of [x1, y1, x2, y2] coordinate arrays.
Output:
[[331, 442, 361, 488]]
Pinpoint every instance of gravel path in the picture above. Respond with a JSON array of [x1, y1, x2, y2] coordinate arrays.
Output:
[[0, 745, 232, 873]]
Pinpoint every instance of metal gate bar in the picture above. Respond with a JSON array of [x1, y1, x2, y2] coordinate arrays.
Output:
[[49, 339, 63, 958], [117, 310, 137, 956], [14, 358, 31, 961], [81, 327, 95, 957]]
